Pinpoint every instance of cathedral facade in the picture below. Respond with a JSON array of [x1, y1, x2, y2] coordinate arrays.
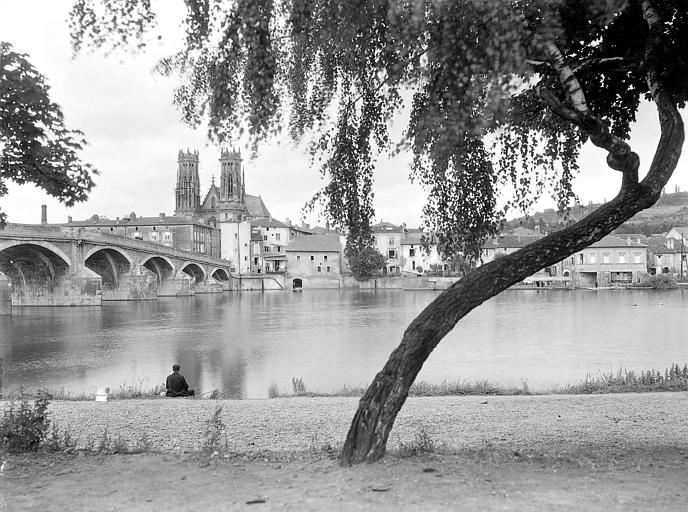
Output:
[[174, 148, 270, 226], [174, 148, 271, 272]]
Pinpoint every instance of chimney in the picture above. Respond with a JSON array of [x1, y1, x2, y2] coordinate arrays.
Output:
[[67, 216, 72, 223], [626, 236, 631, 246], [159, 212, 166, 220], [129, 212, 136, 221], [41, 204, 47, 225], [116, 217, 120, 224]]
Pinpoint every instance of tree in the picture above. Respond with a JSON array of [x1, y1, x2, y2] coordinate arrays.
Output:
[[68, 0, 686, 465], [346, 243, 386, 280], [0, 42, 96, 226]]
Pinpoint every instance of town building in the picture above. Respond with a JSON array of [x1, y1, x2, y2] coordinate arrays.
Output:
[[567, 235, 648, 286], [666, 226, 688, 245], [371, 221, 404, 275], [250, 219, 315, 274], [400, 230, 447, 274], [478, 233, 569, 287], [647, 233, 687, 277], [286, 233, 345, 289], [60, 212, 220, 257]]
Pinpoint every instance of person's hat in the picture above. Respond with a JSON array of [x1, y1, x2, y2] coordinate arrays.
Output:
[[172, 364, 180, 371]]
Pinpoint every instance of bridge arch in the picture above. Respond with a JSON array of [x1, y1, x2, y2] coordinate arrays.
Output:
[[141, 255, 175, 285], [84, 247, 133, 290], [0, 242, 71, 291], [210, 268, 230, 281], [180, 262, 206, 284]]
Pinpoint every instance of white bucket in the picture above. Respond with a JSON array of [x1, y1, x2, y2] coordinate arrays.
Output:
[[95, 387, 108, 402]]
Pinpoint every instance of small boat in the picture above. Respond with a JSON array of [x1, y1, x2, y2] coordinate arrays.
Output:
[[586, 286, 620, 290]]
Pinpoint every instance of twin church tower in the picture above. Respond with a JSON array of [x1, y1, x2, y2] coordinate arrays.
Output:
[[174, 148, 270, 225]]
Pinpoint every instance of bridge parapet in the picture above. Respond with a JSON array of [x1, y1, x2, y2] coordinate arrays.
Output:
[[0, 227, 235, 272]]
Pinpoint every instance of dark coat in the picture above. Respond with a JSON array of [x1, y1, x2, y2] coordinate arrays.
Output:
[[166, 371, 189, 397]]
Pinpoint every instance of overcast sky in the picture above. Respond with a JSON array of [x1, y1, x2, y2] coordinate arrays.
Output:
[[1, 1, 686, 228]]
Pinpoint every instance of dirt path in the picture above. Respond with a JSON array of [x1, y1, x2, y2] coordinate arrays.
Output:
[[3, 447, 688, 511], [2, 393, 688, 511]]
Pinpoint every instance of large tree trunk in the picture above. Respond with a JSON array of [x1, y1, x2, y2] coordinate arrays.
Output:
[[339, 89, 683, 465]]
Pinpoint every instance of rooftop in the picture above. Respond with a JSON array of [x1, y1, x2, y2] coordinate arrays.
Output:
[[251, 217, 290, 229], [287, 233, 341, 252]]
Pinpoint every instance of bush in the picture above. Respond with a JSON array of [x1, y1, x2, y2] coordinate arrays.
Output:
[[645, 274, 677, 289], [1, 397, 51, 454], [414, 266, 423, 274]]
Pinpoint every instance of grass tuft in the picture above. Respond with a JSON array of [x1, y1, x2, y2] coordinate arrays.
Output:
[[267, 382, 280, 398], [291, 377, 307, 396], [395, 427, 447, 457]]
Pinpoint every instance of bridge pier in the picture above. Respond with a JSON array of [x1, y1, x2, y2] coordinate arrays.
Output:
[[11, 269, 102, 307], [102, 266, 158, 301], [195, 277, 224, 294], [0, 272, 11, 315], [157, 273, 194, 297]]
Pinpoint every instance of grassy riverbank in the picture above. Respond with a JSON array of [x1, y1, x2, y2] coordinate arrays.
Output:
[[2, 364, 687, 401]]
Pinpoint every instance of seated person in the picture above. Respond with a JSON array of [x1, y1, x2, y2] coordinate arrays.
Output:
[[165, 364, 195, 397]]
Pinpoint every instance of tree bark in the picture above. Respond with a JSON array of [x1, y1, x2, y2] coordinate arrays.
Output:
[[339, 92, 684, 465]]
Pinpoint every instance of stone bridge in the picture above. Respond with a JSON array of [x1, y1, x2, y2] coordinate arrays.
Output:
[[0, 227, 283, 310]]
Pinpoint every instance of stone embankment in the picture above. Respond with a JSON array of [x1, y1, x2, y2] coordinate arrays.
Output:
[[42, 392, 688, 455]]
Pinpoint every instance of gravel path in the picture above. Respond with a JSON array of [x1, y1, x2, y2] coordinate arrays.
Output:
[[41, 392, 688, 455]]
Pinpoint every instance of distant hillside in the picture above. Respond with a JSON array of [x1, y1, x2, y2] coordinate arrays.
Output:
[[507, 191, 688, 236]]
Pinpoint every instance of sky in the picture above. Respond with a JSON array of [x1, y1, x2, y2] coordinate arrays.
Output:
[[1, 0, 686, 228]]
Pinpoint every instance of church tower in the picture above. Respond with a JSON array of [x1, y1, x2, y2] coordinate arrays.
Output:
[[219, 148, 244, 203], [175, 149, 201, 217]]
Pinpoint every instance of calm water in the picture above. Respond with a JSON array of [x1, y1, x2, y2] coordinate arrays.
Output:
[[1, 289, 687, 397]]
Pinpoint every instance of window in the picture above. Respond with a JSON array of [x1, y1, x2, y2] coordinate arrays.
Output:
[[317, 266, 322, 272], [588, 253, 596, 264], [577, 254, 584, 264], [409, 247, 416, 257], [264, 246, 270, 253], [412, 261, 416, 270], [235, 233, 238, 239], [150, 232, 158, 241], [275, 233, 281, 241], [263, 235, 268, 241], [297, 255, 301, 261], [618, 252, 626, 263], [634, 252, 641, 263], [164, 232, 171, 241], [388, 249, 396, 259], [326, 266, 331, 272], [254, 257, 259, 265], [310, 255, 314, 261], [388, 236, 395, 246], [603, 252, 610, 264], [277, 246, 281, 252], [324, 255, 328, 261]]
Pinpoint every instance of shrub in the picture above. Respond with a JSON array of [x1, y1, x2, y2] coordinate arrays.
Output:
[[645, 274, 677, 289], [1, 397, 51, 454], [415, 266, 424, 274]]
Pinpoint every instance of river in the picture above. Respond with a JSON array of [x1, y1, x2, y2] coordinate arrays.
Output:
[[1, 288, 687, 398]]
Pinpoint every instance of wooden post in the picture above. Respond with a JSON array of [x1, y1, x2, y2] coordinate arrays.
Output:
[[0, 358, 3, 399]]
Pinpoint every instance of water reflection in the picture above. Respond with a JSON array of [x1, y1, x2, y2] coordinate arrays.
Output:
[[1, 288, 687, 397]]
